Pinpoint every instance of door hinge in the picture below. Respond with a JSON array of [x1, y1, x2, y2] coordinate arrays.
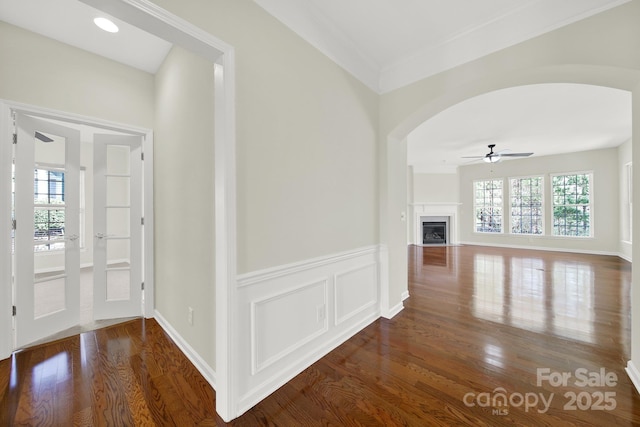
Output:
[[141, 282, 145, 290], [141, 217, 144, 226], [12, 133, 17, 144], [141, 152, 144, 161], [12, 306, 16, 316], [11, 219, 16, 230]]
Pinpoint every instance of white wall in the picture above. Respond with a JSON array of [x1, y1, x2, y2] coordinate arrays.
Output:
[[0, 22, 154, 127], [413, 173, 460, 203], [154, 45, 216, 369], [409, 172, 460, 244], [149, 0, 379, 275], [458, 148, 620, 254], [619, 139, 632, 261]]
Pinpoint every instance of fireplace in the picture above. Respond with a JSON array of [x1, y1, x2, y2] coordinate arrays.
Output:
[[423, 221, 447, 245], [412, 205, 458, 246]]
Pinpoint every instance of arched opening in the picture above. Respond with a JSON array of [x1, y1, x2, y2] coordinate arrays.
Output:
[[380, 65, 640, 389]]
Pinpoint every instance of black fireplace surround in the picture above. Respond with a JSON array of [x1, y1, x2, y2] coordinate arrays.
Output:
[[423, 221, 447, 245]]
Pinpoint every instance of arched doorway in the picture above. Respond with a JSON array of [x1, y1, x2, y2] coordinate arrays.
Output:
[[379, 65, 640, 387]]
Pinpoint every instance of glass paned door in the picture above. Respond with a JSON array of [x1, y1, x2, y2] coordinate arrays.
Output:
[[14, 113, 81, 348], [93, 134, 143, 320]]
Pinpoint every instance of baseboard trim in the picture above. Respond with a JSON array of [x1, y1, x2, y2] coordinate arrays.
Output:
[[619, 252, 632, 263], [401, 290, 410, 301], [154, 310, 217, 390], [626, 360, 640, 395], [382, 301, 404, 319], [459, 241, 622, 258]]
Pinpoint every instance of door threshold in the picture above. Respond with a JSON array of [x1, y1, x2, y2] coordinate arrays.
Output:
[[19, 316, 140, 350]]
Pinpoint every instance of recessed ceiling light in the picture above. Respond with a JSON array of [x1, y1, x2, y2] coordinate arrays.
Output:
[[94, 17, 119, 33]]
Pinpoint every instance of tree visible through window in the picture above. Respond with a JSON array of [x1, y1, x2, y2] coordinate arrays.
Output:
[[552, 173, 592, 237], [510, 176, 543, 234], [474, 179, 503, 233]]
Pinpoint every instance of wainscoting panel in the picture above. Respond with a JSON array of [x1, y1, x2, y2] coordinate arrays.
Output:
[[251, 279, 328, 374], [334, 263, 377, 325], [236, 245, 383, 415]]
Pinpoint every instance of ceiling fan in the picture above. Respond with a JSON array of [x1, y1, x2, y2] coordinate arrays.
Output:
[[463, 144, 533, 163]]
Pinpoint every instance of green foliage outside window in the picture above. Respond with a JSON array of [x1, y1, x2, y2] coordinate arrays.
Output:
[[552, 173, 591, 237]]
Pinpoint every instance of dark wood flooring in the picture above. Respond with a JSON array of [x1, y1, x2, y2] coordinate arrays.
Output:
[[2, 245, 640, 425]]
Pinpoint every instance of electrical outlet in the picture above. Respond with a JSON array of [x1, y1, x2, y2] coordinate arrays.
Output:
[[188, 307, 194, 325], [316, 304, 325, 323]]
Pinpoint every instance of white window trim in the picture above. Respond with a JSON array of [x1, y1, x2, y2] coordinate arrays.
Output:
[[509, 175, 545, 236], [550, 171, 594, 238], [473, 178, 505, 234]]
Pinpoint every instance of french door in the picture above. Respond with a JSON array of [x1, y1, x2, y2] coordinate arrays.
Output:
[[14, 113, 81, 347], [13, 113, 144, 347], [93, 134, 143, 320]]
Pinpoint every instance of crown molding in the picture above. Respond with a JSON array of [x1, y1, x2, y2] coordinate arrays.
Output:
[[253, 0, 381, 93], [379, 0, 631, 93], [255, 0, 630, 95]]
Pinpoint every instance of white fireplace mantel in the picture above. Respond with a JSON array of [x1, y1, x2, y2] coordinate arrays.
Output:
[[410, 203, 461, 245]]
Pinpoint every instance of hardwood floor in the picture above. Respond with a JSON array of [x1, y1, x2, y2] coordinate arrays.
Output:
[[2, 245, 640, 425], [0, 317, 218, 426]]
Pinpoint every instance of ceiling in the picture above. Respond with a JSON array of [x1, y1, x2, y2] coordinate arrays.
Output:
[[0, 0, 632, 171], [408, 84, 632, 173], [0, 0, 171, 74]]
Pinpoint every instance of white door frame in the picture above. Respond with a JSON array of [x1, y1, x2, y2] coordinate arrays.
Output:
[[79, 0, 238, 421], [0, 100, 155, 349], [0, 103, 14, 358]]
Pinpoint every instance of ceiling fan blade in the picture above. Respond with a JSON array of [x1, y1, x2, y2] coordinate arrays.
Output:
[[461, 145, 533, 162], [35, 131, 54, 143], [499, 152, 533, 157]]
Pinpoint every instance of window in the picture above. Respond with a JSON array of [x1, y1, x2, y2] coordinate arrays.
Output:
[[510, 176, 543, 235], [474, 179, 503, 233], [34, 168, 66, 251], [11, 167, 85, 253], [552, 173, 592, 237]]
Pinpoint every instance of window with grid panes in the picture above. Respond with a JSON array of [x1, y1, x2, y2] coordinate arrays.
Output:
[[552, 173, 592, 237], [474, 179, 503, 233], [33, 168, 66, 251], [510, 176, 543, 235]]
